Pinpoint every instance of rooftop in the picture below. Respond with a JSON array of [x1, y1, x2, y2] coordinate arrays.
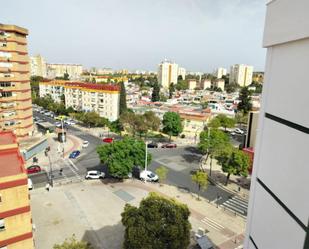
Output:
[[0, 23, 28, 35], [0, 131, 17, 145], [65, 82, 120, 91]]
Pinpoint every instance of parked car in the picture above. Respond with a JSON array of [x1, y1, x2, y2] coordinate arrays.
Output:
[[140, 170, 159, 182], [64, 119, 76, 125], [85, 170, 105, 180], [234, 128, 244, 135], [26, 165, 41, 174], [69, 150, 80, 159], [54, 121, 62, 128], [82, 141, 89, 148], [103, 137, 113, 143], [161, 143, 177, 148], [39, 109, 46, 114], [28, 178, 33, 190], [147, 142, 158, 148]]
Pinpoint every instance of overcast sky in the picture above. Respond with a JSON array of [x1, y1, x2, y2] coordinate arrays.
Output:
[[2, 0, 266, 72]]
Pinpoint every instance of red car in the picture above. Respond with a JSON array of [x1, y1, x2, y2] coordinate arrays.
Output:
[[27, 165, 42, 174], [103, 137, 113, 143], [161, 143, 177, 148]]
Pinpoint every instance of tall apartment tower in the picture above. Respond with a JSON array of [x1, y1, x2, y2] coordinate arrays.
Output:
[[157, 60, 179, 89], [30, 54, 47, 77], [213, 67, 227, 79], [229, 64, 253, 87], [0, 131, 34, 248], [245, 1, 309, 249], [0, 24, 33, 139]]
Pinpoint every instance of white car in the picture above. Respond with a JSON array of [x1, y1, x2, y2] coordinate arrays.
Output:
[[140, 170, 159, 182], [85, 170, 105, 180], [234, 128, 244, 135], [28, 178, 33, 190], [82, 141, 89, 148], [64, 119, 76, 125]]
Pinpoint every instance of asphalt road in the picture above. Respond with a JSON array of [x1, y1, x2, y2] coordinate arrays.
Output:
[[32, 111, 240, 205]]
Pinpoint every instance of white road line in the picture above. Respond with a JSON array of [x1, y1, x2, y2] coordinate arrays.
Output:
[[201, 217, 224, 231], [68, 159, 79, 171], [61, 159, 82, 180]]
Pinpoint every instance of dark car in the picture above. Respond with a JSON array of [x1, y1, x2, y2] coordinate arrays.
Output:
[[147, 142, 158, 148], [69, 150, 80, 159], [27, 165, 42, 174], [103, 137, 113, 143], [161, 143, 177, 148]]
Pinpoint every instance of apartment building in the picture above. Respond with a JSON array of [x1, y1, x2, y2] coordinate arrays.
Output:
[[178, 67, 186, 80], [0, 131, 34, 249], [65, 82, 120, 121], [157, 60, 179, 89], [213, 79, 225, 91], [0, 24, 33, 139], [245, 1, 309, 248], [46, 63, 83, 80], [229, 64, 253, 87], [201, 79, 211, 90], [188, 79, 197, 90], [213, 67, 227, 79], [39, 80, 66, 103], [30, 54, 46, 77]]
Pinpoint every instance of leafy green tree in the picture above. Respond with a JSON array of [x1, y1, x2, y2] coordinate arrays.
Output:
[[198, 129, 230, 175], [191, 170, 208, 200], [216, 146, 250, 185], [175, 80, 188, 91], [63, 72, 70, 80], [53, 235, 92, 249], [108, 119, 123, 134], [119, 81, 127, 115], [151, 82, 160, 102], [207, 117, 221, 129], [155, 166, 168, 185], [121, 193, 191, 249], [169, 83, 175, 99], [225, 83, 239, 93], [238, 87, 252, 114], [159, 93, 167, 102], [215, 114, 236, 131], [162, 112, 183, 141], [97, 137, 151, 178], [82, 112, 101, 127], [143, 111, 160, 132]]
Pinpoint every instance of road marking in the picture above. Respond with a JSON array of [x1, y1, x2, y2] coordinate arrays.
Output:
[[201, 217, 225, 231], [68, 159, 79, 171]]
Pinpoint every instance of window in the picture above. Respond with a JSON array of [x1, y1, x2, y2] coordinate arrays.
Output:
[[0, 82, 11, 87], [1, 92, 12, 98], [0, 219, 5, 231]]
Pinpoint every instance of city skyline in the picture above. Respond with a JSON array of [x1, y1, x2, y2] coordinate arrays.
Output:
[[2, 0, 266, 72]]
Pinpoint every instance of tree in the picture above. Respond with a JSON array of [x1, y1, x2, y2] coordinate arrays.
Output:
[[159, 93, 167, 102], [225, 83, 239, 93], [198, 128, 230, 174], [119, 81, 127, 115], [63, 72, 70, 80], [82, 112, 101, 127], [201, 101, 208, 109], [191, 170, 208, 200], [53, 235, 92, 249], [96, 137, 151, 178], [151, 82, 160, 102], [175, 80, 188, 91], [215, 114, 236, 131], [162, 112, 183, 141], [169, 83, 175, 99], [238, 87, 252, 114], [216, 146, 250, 185], [121, 193, 191, 249], [155, 166, 168, 185]]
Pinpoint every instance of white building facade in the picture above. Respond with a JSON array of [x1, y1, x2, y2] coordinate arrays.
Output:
[[47, 63, 83, 80], [178, 67, 186, 80], [157, 60, 179, 89], [39, 81, 65, 103], [229, 64, 253, 87], [213, 67, 227, 79], [245, 1, 309, 249], [30, 54, 47, 77]]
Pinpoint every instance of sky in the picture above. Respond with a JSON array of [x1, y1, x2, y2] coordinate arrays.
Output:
[[2, 0, 266, 72]]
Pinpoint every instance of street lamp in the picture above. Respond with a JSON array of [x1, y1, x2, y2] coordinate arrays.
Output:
[[145, 140, 148, 172], [207, 127, 213, 176], [61, 118, 65, 158]]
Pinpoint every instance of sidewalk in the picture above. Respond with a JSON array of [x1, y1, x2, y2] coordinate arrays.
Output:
[[105, 179, 246, 249], [26, 133, 83, 171], [201, 158, 251, 200]]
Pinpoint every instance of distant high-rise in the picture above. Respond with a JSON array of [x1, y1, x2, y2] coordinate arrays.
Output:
[[213, 67, 227, 79], [30, 54, 47, 77], [157, 60, 179, 89], [178, 67, 186, 80], [245, 1, 309, 248], [47, 63, 83, 80], [229, 64, 253, 87], [0, 24, 33, 138]]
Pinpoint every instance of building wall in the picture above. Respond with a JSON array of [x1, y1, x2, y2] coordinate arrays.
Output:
[[229, 64, 253, 87], [214, 67, 227, 78], [245, 111, 259, 149], [188, 80, 197, 90], [47, 64, 82, 80], [245, 1, 309, 248], [201, 79, 211, 90], [158, 61, 179, 89], [30, 55, 46, 77], [0, 24, 33, 139], [178, 67, 186, 80]]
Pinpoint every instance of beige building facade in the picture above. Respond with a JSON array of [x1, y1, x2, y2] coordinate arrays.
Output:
[[229, 64, 253, 87], [47, 63, 83, 80], [0, 24, 33, 139], [157, 60, 179, 89], [30, 54, 46, 77]]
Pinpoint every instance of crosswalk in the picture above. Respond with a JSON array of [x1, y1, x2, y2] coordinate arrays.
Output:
[[201, 216, 225, 232], [220, 196, 248, 217]]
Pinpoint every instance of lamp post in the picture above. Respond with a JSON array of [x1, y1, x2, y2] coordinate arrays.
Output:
[[145, 141, 148, 172], [61, 119, 65, 158], [207, 127, 213, 176]]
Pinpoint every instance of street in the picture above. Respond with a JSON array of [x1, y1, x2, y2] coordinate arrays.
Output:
[[31, 111, 248, 216]]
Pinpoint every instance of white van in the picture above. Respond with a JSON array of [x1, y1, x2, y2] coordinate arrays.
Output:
[[28, 178, 33, 190]]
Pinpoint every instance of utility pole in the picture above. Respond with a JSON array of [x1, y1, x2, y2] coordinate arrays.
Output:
[[61, 119, 65, 158], [207, 127, 212, 176], [145, 141, 148, 172]]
